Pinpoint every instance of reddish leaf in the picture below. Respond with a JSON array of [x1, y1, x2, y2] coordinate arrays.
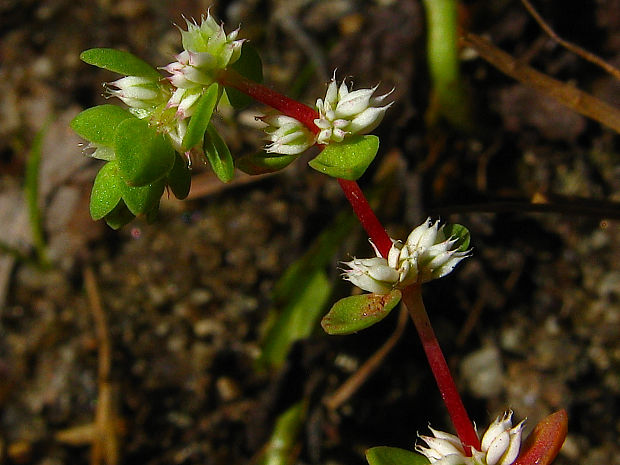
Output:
[[513, 410, 568, 465]]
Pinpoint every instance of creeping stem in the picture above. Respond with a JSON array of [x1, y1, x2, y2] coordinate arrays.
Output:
[[218, 69, 320, 135], [337, 179, 393, 257], [402, 285, 481, 454], [218, 70, 480, 453]]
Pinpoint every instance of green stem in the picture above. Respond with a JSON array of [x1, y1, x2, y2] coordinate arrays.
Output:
[[25, 121, 50, 268], [422, 0, 472, 130]]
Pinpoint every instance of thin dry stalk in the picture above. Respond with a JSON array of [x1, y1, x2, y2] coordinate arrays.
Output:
[[83, 266, 120, 465], [323, 305, 408, 410], [520, 0, 620, 82], [460, 32, 620, 135]]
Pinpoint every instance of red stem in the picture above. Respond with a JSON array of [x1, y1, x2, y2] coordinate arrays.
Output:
[[216, 70, 480, 452], [402, 286, 481, 455], [218, 69, 320, 134], [337, 179, 392, 257]]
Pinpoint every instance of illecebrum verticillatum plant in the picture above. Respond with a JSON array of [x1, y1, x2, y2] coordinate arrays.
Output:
[[71, 12, 568, 465]]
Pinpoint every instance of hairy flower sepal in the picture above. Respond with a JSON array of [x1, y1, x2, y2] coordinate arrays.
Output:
[[308, 134, 379, 180], [321, 289, 401, 335]]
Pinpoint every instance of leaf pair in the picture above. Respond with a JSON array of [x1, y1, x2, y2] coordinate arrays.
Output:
[[89, 154, 190, 229], [72, 105, 191, 228]]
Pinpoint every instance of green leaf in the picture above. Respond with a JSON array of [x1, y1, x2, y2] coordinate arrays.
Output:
[[203, 123, 234, 182], [80, 48, 161, 80], [259, 270, 331, 369], [104, 200, 135, 230], [120, 178, 165, 216], [321, 290, 401, 335], [114, 118, 175, 186], [71, 105, 134, 146], [308, 135, 379, 180], [166, 153, 192, 200], [236, 151, 297, 175], [90, 161, 123, 220], [225, 43, 263, 109], [442, 224, 470, 252], [366, 447, 430, 465], [182, 83, 219, 150]]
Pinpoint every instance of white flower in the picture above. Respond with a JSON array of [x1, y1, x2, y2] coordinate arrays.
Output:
[[262, 114, 315, 155], [105, 76, 165, 109], [341, 256, 400, 294], [340, 219, 471, 295], [314, 73, 392, 144], [164, 13, 244, 117], [416, 411, 526, 465], [389, 218, 471, 286]]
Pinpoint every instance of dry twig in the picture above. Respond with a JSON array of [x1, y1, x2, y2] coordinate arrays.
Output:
[[520, 0, 620, 82], [323, 305, 408, 410], [460, 32, 620, 135]]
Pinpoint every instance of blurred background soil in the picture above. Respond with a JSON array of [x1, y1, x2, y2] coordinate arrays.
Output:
[[0, 0, 619, 464]]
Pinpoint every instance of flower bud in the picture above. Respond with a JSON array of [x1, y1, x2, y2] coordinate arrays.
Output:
[[164, 13, 244, 118], [341, 257, 400, 294], [261, 114, 316, 155], [105, 76, 164, 109]]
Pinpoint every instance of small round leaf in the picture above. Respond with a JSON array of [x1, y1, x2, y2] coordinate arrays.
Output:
[[71, 105, 134, 146], [114, 118, 175, 186], [120, 178, 166, 216], [89, 161, 123, 220], [321, 290, 401, 335], [104, 201, 135, 230], [308, 135, 379, 180]]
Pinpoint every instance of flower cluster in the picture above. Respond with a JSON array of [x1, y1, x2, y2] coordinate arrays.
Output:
[[262, 75, 393, 155], [314, 75, 392, 144], [163, 14, 244, 119], [342, 218, 471, 294], [416, 411, 525, 465]]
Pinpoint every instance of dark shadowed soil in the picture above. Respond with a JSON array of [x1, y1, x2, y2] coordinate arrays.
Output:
[[1, 1, 618, 464]]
